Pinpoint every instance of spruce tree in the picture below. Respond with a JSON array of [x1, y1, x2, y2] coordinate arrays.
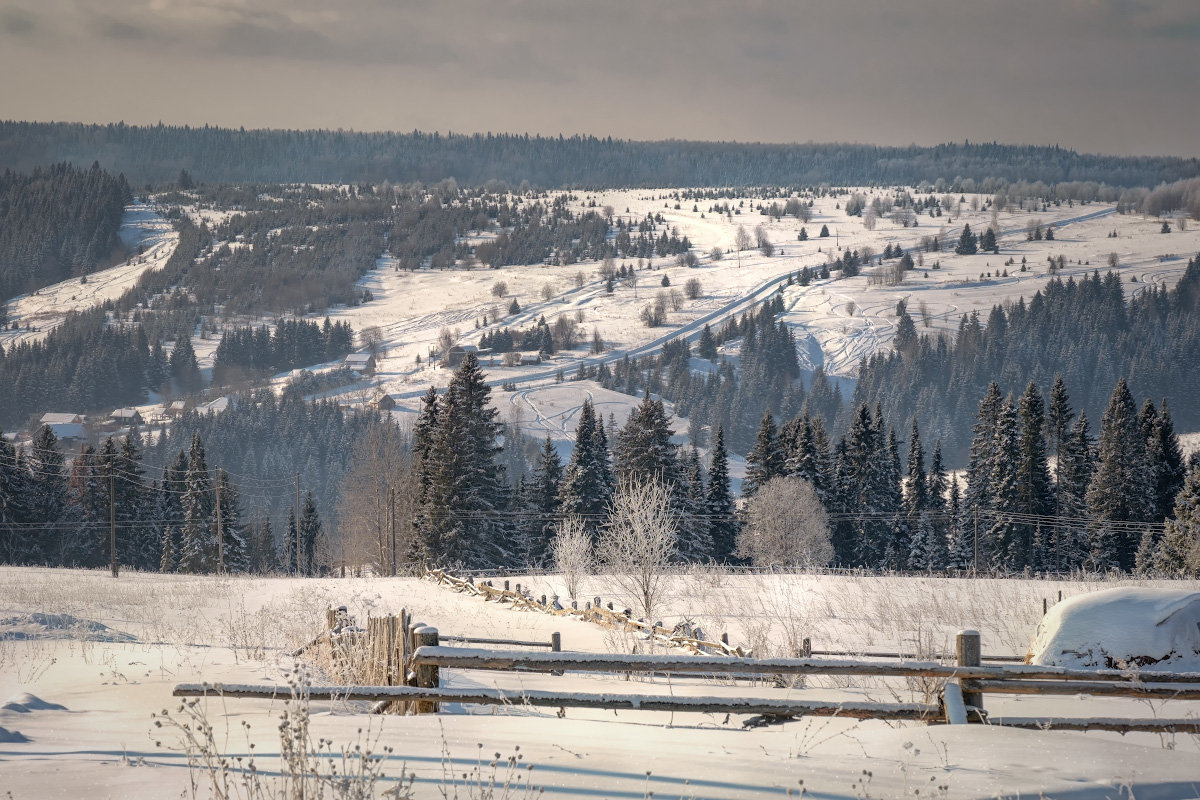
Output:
[[697, 324, 718, 361], [422, 353, 509, 567], [614, 390, 678, 487], [985, 396, 1022, 570], [559, 400, 612, 538], [170, 331, 202, 395], [27, 425, 67, 565], [216, 469, 248, 573], [178, 433, 215, 573], [743, 410, 784, 498], [299, 490, 321, 575], [946, 478, 973, 570], [1055, 413, 1095, 570], [526, 436, 564, 566], [955, 224, 978, 255], [705, 425, 739, 562], [1087, 379, 1155, 570], [1015, 381, 1053, 570], [1151, 400, 1186, 523], [1152, 464, 1200, 576]]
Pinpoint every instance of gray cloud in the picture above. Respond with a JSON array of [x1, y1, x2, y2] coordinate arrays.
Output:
[[0, 0, 1196, 156]]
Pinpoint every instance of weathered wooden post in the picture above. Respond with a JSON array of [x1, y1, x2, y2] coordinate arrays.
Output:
[[414, 625, 440, 714], [1043, 597, 1048, 616], [721, 632, 730, 647], [802, 637, 812, 658], [551, 632, 562, 652], [504, 580, 510, 591], [956, 629, 982, 719]]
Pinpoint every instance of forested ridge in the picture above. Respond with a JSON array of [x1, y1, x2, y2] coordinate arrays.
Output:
[[3, 121, 1198, 188], [0, 162, 131, 304]]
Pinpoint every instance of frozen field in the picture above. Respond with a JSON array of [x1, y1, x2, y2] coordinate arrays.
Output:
[[2, 567, 1199, 798]]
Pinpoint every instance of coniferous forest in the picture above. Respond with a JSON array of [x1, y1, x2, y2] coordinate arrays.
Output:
[[2, 122, 1199, 189], [0, 162, 131, 304]]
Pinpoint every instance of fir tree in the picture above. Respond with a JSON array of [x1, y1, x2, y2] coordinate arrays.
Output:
[[743, 410, 784, 498], [215, 469, 248, 573], [697, 324, 718, 361], [955, 224, 978, 255], [1152, 464, 1200, 576], [27, 425, 67, 565], [946, 478, 973, 570], [1054, 413, 1095, 570], [170, 331, 202, 395], [985, 396, 1022, 570], [1015, 381, 1053, 570], [705, 425, 739, 562], [421, 353, 509, 567], [299, 490, 321, 575], [1087, 379, 1155, 570], [559, 400, 613, 538], [178, 433, 215, 573], [1151, 400, 1186, 523], [614, 391, 678, 487], [525, 436, 564, 566]]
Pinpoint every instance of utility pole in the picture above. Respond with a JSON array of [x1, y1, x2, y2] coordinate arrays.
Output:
[[389, 485, 397, 577], [295, 472, 301, 576], [214, 468, 223, 574], [109, 456, 118, 578]]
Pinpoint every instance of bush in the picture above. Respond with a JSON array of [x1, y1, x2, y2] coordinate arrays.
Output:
[[684, 277, 702, 300]]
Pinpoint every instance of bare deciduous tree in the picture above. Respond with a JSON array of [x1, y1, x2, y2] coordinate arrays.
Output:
[[708, 246, 723, 262], [684, 277, 702, 300], [736, 476, 833, 568], [541, 282, 555, 302], [491, 280, 508, 298], [337, 423, 416, 576], [735, 225, 752, 252], [552, 515, 592, 603], [596, 478, 678, 621], [360, 325, 386, 358]]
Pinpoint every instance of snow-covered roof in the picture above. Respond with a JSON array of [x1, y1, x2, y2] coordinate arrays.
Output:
[[197, 397, 230, 414], [40, 413, 84, 425], [109, 407, 142, 420], [345, 353, 375, 364], [1029, 588, 1200, 671]]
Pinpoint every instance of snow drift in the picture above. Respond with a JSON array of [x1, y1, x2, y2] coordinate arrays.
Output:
[[1028, 588, 1200, 670]]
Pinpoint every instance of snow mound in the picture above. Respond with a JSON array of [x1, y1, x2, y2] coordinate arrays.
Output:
[[1028, 588, 1200, 670], [2, 693, 67, 714], [0, 726, 30, 743], [0, 613, 136, 643]]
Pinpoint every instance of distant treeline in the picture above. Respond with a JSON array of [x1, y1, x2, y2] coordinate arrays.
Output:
[[0, 162, 131, 305], [2, 121, 1198, 189]]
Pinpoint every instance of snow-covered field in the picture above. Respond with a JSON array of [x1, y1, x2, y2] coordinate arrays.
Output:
[[0, 203, 176, 349], [2, 567, 1199, 798]]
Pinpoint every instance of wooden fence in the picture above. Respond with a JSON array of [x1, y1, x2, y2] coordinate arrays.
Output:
[[177, 627, 1200, 733]]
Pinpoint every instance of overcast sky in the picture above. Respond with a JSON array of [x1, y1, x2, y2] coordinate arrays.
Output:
[[2, 0, 1198, 157]]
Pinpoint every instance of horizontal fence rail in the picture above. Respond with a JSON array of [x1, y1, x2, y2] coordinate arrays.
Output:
[[172, 682, 939, 721], [409, 646, 1200, 685]]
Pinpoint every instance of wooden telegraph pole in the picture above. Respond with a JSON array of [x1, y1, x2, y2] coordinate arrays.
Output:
[[214, 468, 224, 574], [109, 456, 118, 578]]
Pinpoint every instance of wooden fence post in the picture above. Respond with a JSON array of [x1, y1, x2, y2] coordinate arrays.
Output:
[[414, 626, 440, 713], [957, 629, 983, 718], [551, 632, 562, 652], [802, 637, 812, 658]]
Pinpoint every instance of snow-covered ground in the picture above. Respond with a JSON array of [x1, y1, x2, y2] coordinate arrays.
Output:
[[2, 567, 1199, 798], [0, 202, 176, 348]]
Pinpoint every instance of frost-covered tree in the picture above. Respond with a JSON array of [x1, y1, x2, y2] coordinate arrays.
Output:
[[737, 476, 832, 568], [551, 515, 591, 603], [596, 478, 678, 622]]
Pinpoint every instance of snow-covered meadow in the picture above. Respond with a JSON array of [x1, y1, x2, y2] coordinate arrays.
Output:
[[2, 567, 1199, 798]]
